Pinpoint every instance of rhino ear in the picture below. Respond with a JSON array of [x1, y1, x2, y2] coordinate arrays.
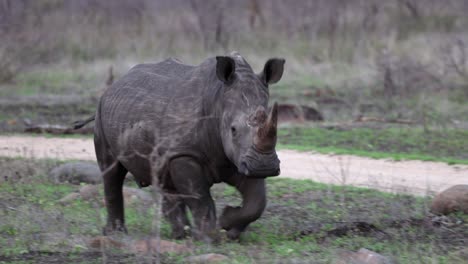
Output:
[[216, 56, 236, 84], [261, 58, 285, 85]]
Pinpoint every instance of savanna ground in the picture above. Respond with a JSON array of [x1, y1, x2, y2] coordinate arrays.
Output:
[[1, 1, 468, 263], [0, 157, 467, 264]]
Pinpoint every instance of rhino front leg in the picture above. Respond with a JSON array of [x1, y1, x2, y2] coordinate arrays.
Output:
[[169, 157, 217, 242], [162, 192, 191, 239], [219, 178, 266, 240]]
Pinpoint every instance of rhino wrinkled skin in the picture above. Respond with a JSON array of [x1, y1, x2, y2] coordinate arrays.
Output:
[[93, 52, 285, 241]]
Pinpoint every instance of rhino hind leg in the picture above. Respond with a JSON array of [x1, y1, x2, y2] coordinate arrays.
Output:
[[94, 120, 128, 235], [219, 178, 266, 240], [162, 191, 191, 239], [169, 156, 217, 242], [101, 161, 128, 235]]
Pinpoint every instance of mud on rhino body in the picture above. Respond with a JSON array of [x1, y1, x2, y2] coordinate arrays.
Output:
[[80, 53, 285, 241]]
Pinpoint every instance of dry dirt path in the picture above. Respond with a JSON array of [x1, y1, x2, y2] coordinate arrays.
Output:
[[0, 135, 467, 196]]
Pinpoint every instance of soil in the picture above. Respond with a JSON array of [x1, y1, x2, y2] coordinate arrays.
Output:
[[0, 135, 467, 196]]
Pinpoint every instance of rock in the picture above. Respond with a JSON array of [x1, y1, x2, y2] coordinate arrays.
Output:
[[186, 253, 229, 263], [335, 248, 393, 264], [276, 103, 323, 123], [49, 162, 102, 185], [79, 185, 100, 200], [88, 236, 126, 250], [57, 192, 81, 204], [87, 236, 191, 255], [123, 187, 153, 205], [431, 185, 468, 215], [301, 105, 324, 121], [56, 185, 100, 205], [130, 238, 191, 254]]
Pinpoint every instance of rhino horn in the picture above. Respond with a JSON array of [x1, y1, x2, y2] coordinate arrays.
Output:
[[254, 102, 278, 152]]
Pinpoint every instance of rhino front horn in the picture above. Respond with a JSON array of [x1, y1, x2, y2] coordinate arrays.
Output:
[[254, 102, 278, 152]]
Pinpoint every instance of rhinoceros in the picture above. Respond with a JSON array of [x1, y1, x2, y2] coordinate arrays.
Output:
[[75, 53, 285, 241]]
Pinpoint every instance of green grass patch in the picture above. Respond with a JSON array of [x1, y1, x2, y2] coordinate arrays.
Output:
[[0, 157, 466, 263], [278, 126, 468, 164], [0, 69, 99, 97]]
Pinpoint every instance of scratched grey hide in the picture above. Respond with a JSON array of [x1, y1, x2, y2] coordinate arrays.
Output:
[[90, 52, 285, 241]]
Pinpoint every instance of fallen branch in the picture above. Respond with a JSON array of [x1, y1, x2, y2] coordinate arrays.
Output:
[[24, 124, 93, 135], [354, 116, 415, 125], [295, 217, 449, 241], [296, 221, 388, 240]]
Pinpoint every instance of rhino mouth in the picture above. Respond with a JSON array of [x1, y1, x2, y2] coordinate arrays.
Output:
[[238, 148, 280, 178]]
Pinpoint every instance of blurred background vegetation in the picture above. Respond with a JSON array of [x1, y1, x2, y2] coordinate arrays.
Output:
[[1, 2, 468, 262], [1, 0, 468, 159]]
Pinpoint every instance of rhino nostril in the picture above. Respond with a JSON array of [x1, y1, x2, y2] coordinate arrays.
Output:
[[231, 126, 237, 136]]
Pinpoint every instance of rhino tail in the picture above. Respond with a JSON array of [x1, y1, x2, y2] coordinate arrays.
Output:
[[72, 114, 96, 129]]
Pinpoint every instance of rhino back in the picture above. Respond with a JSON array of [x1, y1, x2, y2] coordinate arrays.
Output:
[[130, 58, 194, 78], [97, 58, 222, 170]]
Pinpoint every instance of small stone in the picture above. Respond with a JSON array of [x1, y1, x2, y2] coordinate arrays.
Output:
[[431, 185, 468, 215], [335, 248, 393, 264], [186, 253, 229, 263], [130, 239, 191, 254], [79, 185, 100, 200], [57, 192, 81, 204], [88, 236, 126, 250]]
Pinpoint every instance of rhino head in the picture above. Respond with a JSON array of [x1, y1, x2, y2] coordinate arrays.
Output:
[[216, 54, 285, 178]]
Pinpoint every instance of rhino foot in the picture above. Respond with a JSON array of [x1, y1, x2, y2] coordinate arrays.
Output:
[[226, 228, 242, 240], [171, 225, 191, 240], [102, 221, 128, 236]]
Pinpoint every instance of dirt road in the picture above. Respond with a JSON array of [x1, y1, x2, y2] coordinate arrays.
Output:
[[0, 135, 466, 196]]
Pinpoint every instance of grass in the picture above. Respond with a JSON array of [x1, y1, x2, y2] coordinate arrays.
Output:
[[0, 68, 101, 97], [0, 133, 93, 139], [0, 157, 466, 263], [278, 126, 468, 165]]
